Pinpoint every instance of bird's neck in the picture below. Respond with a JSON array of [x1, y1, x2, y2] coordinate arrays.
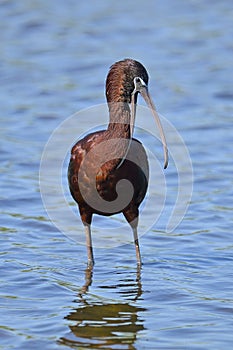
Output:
[[107, 102, 131, 138], [101, 102, 131, 171]]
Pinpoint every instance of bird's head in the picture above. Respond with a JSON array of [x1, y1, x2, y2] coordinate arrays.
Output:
[[106, 58, 168, 169], [106, 58, 149, 103]]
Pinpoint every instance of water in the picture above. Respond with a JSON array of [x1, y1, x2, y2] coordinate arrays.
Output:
[[1, 1, 233, 349]]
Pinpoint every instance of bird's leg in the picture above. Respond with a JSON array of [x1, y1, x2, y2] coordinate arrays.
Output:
[[123, 210, 142, 265], [84, 223, 94, 267], [133, 227, 142, 266], [80, 208, 94, 267]]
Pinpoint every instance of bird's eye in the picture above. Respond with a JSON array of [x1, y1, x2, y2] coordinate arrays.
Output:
[[133, 76, 147, 93]]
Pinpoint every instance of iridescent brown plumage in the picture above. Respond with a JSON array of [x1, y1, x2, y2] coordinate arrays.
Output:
[[68, 59, 168, 266]]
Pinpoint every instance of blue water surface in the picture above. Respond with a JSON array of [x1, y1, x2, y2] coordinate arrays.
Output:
[[0, 1, 233, 349]]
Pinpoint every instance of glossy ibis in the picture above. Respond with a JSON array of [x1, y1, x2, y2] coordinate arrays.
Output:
[[68, 58, 168, 266]]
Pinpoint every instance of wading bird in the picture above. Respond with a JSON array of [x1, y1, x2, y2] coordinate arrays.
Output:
[[68, 59, 168, 266]]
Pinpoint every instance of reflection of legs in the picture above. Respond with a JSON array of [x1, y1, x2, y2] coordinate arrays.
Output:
[[123, 209, 142, 265], [79, 267, 93, 297]]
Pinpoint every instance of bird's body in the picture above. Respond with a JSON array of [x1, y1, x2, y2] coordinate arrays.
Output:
[[68, 132, 148, 220], [68, 59, 168, 266]]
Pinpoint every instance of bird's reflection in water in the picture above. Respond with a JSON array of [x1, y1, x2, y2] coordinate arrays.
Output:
[[59, 266, 146, 349]]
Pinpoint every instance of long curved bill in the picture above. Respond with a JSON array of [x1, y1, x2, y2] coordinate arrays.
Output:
[[131, 85, 168, 169]]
